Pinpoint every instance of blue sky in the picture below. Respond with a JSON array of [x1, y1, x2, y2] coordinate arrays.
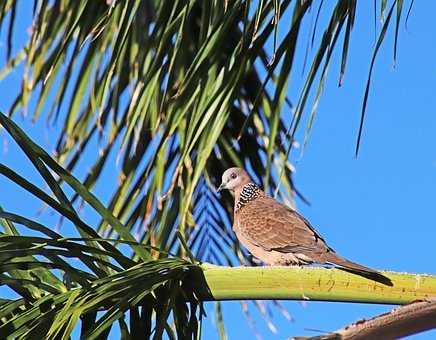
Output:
[[1, 1, 435, 339], [205, 1, 436, 339]]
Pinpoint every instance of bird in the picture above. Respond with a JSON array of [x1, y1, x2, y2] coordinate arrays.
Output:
[[217, 167, 392, 286]]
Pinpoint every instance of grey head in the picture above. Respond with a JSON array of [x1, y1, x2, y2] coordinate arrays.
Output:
[[217, 167, 251, 192]]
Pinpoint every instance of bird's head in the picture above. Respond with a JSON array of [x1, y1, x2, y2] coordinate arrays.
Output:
[[217, 167, 251, 192]]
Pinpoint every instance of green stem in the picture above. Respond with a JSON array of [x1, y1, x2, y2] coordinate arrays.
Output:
[[189, 264, 436, 305]]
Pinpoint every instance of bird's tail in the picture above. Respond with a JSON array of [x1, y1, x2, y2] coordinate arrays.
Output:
[[324, 252, 393, 286]]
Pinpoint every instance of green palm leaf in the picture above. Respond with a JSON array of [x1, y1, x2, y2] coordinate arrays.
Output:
[[0, 0, 412, 338]]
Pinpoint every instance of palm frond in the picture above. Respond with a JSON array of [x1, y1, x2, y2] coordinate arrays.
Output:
[[0, 112, 201, 339], [0, 0, 413, 337], [0, 0, 409, 262]]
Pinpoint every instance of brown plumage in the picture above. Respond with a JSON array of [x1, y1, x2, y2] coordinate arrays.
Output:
[[218, 167, 392, 286]]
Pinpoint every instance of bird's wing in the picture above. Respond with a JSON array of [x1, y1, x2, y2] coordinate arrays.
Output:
[[237, 196, 333, 254]]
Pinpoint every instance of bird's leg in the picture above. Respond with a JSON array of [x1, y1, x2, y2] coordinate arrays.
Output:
[[250, 256, 263, 266]]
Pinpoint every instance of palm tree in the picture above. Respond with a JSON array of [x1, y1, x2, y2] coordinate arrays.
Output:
[[1, 0, 434, 339]]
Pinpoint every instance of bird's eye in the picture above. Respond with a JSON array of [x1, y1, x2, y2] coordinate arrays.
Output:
[[230, 173, 237, 179]]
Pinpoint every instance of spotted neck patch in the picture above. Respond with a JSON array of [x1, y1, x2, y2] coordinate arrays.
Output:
[[236, 182, 262, 210]]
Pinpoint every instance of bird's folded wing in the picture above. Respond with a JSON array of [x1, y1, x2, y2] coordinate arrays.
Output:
[[237, 196, 332, 254]]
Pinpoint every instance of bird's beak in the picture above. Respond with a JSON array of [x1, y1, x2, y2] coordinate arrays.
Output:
[[217, 183, 226, 193]]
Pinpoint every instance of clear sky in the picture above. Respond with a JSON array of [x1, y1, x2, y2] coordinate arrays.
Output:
[[1, 1, 435, 339], [205, 1, 436, 339]]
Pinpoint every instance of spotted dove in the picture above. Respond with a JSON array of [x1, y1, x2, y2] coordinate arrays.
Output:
[[218, 167, 391, 285]]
